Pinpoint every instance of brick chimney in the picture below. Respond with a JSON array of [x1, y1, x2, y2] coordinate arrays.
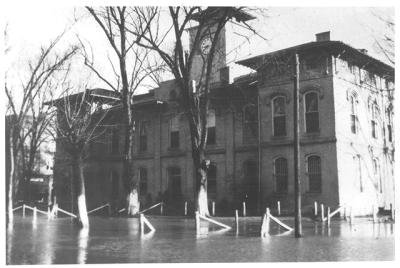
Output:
[[316, 31, 330, 42]]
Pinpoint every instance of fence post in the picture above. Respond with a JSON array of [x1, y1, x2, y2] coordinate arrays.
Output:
[[139, 213, 144, 233], [390, 203, 394, 221], [212, 201, 215, 216], [22, 204, 25, 218], [277, 201, 281, 216], [33, 206, 37, 221], [372, 205, 377, 223], [320, 204, 324, 222], [160, 202, 164, 215], [195, 211, 200, 234], [261, 209, 270, 237], [47, 207, 51, 220], [242, 202, 246, 217], [327, 207, 331, 227], [235, 209, 239, 232], [184, 201, 187, 216], [314, 201, 318, 216]]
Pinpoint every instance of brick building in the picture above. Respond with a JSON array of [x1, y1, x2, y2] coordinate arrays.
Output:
[[53, 27, 394, 216]]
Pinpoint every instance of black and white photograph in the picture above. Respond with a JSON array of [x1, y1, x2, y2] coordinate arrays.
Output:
[[2, 0, 396, 265]]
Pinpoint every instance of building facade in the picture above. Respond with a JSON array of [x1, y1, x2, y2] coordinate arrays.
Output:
[[53, 27, 394, 216]]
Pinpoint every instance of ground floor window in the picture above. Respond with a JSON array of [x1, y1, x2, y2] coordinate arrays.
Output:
[[307, 155, 321, 192], [274, 157, 288, 193]]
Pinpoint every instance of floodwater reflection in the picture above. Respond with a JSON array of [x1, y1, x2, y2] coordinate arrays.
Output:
[[6, 215, 394, 264]]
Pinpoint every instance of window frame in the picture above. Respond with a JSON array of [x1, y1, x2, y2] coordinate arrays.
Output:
[[274, 157, 288, 193], [304, 91, 320, 134], [307, 155, 322, 193], [272, 96, 287, 137]]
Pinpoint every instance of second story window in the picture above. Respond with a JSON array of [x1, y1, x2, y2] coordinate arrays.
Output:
[[305, 92, 319, 133], [206, 109, 216, 145], [272, 96, 286, 136], [387, 106, 393, 142], [139, 121, 148, 152], [370, 103, 379, 139], [349, 95, 358, 134], [243, 104, 258, 143], [170, 115, 180, 148]]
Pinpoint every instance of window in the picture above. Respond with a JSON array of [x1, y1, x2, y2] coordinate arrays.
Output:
[[243, 105, 258, 143], [349, 95, 358, 134], [208, 163, 217, 197], [387, 107, 393, 142], [272, 97, 286, 136], [139, 121, 148, 152], [139, 167, 148, 195], [354, 155, 363, 192], [307, 155, 321, 192], [305, 92, 319, 133], [170, 116, 180, 148], [373, 159, 382, 193], [370, 104, 379, 139], [111, 128, 119, 154], [168, 167, 181, 197], [274, 157, 288, 193], [207, 109, 216, 145]]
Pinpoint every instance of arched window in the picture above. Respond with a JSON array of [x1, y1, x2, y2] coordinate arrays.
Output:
[[206, 109, 216, 145], [243, 104, 258, 143], [139, 121, 148, 152], [349, 94, 358, 134], [307, 155, 321, 192], [386, 106, 393, 142], [370, 103, 379, 139], [373, 158, 382, 193], [272, 96, 286, 136], [274, 157, 288, 193], [305, 92, 319, 133], [207, 163, 217, 197], [139, 167, 148, 195]]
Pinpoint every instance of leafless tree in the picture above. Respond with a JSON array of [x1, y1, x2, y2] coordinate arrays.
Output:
[[52, 85, 112, 228], [128, 7, 260, 216], [371, 9, 394, 65], [5, 32, 77, 224], [84, 7, 164, 215]]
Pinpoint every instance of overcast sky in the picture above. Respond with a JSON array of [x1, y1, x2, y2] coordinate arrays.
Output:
[[4, 5, 394, 95]]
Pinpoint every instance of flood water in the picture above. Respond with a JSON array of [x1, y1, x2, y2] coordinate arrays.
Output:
[[6, 215, 394, 264]]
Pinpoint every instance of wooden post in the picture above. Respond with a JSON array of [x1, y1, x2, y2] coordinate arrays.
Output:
[[293, 52, 302, 238], [195, 211, 200, 234], [320, 204, 324, 222], [47, 207, 51, 220], [139, 213, 144, 233], [160, 202, 163, 215], [372, 205, 377, 223], [390, 203, 394, 221], [327, 207, 331, 227], [33, 206, 37, 221], [212, 201, 215, 216], [235, 209, 239, 231], [22, 204, 25, 218], [314, 201, 318, 216], [277, 201, 281, 216], [242, 202, 246, 217], [261, 209, 270, 237], [184, 201, 187, 216]]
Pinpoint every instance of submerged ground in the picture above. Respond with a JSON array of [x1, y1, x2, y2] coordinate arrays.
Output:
[[6, 214, 394, 264]]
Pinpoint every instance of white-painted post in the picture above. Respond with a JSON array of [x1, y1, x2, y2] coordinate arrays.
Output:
[[261, 209, 270, 237], [242, 202, 246, 217], [139, 213, 144, 233], [314, 201, 318, 216], [22, 204, 25, 218], [235, 209, 239, 231], [212, 201, 215, 216], [160, 202, 163, 215], [47, 207, 51, 220], [277, 201, 281, 216], [33, 206, 37, 221], [372, 206, 377, 223], [320, 204, 324, 222], [327, 207, 331, 227], [184, 201, 187, 216], [195, 211, 200, 234]]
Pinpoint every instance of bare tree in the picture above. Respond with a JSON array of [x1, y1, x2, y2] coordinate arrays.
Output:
[[84, 7, 163, 215], [52, 86, 112, 228], [371, 9, 394, 65], [5, 32, 77, 224], [129, 7, 258, 216]]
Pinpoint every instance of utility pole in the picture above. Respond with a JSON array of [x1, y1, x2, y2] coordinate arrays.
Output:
[[293, 53, 302, 238]]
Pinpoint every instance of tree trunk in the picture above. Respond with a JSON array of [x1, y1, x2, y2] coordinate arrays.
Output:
[[7, 128, 15, 225], [73, 153, 89, 228], [194, 149, 210, 216]]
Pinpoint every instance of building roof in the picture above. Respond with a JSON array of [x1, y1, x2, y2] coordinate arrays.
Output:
[[190, 7, 255, 23], [236, 40, 394, 79]]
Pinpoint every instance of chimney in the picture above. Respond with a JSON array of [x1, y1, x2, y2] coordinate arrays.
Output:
[[315, 31, 330, 42]]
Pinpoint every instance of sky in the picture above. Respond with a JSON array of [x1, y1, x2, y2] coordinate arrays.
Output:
[[3, 5, 395, 97]]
